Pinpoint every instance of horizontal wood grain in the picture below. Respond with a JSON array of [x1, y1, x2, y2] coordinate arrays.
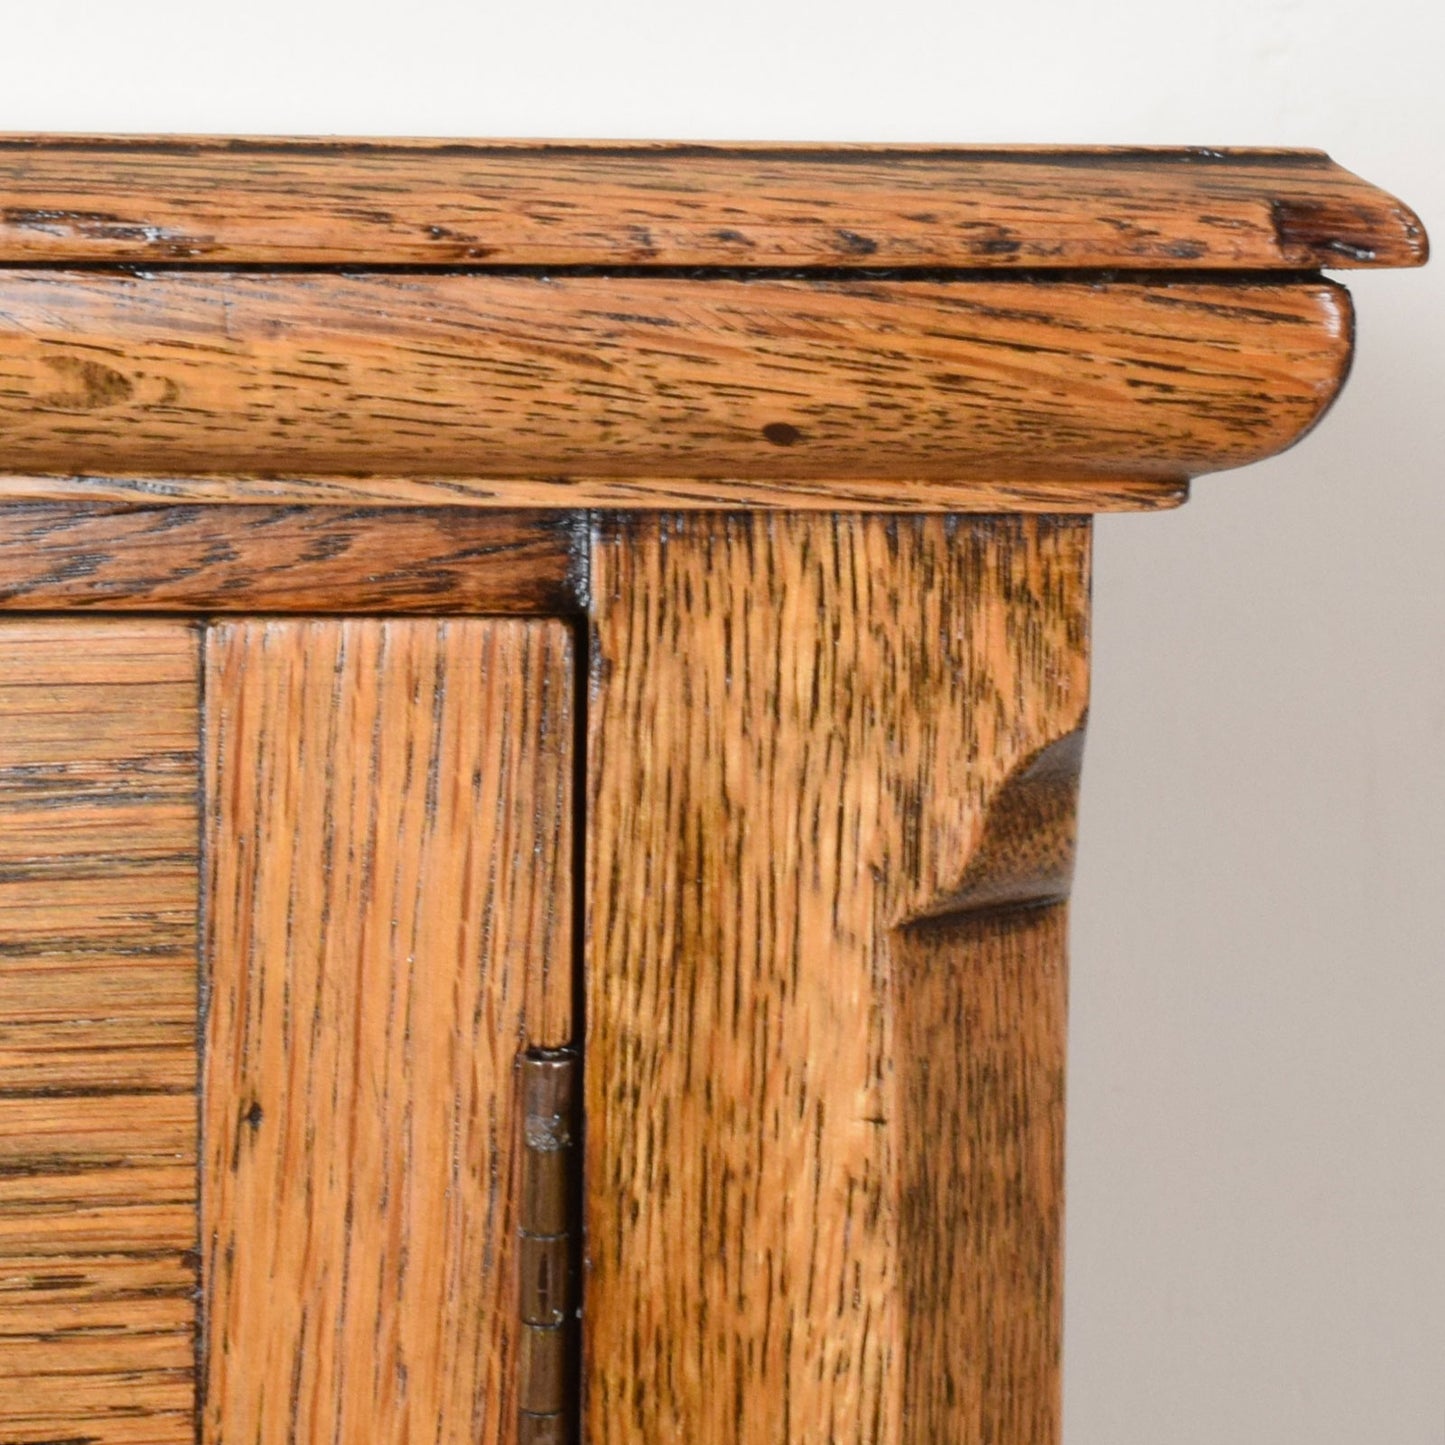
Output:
[[0, 471, 1187, 513], [585, 513, 1088, 1443], [202, 618, 574, 1445], [0, 138, 1426, 269], [0, 504, 581, 611], [0, 619, 199, 1445], [0, 272, 1351, 487]]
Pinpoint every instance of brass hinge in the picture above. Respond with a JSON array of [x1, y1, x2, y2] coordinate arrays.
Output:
[[517, 1047, 578, 1445]]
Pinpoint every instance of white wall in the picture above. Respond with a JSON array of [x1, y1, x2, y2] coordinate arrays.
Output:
[[4, 3, 1441, 1438]]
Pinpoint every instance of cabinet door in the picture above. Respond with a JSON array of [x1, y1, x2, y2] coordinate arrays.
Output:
[[0, 617, 574, 1445]]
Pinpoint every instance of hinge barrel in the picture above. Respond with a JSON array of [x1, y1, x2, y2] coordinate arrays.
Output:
[[518, 1047, 578, 1441]]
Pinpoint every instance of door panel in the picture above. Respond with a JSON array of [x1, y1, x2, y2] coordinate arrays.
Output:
[[0, 619, 201, 1445], [201, 618, 574, 1445], [0, 615, 574, 1445]]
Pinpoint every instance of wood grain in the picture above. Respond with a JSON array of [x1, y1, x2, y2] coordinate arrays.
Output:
[[202, 618, 574, 1445], [0, 138, 1425, 269], [0, 504, 581, 612], [0, 272, 1351, 490], [0, 619, 199, 1445], [0, 471, 1187, 514], [584, 513, 1089, 1444], [893, 903, 1067, 1440]]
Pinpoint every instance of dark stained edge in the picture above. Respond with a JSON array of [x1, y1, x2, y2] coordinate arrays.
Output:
[[901, 725, 1086, 926], [0, 505, 587, 614], [0, 263, 1342, 280], [194, 613, 209, 1445], [567, 591, 590, 1445], [1270, 196, 1429, 268]]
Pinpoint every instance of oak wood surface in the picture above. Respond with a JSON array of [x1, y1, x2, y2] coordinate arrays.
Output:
[[0, 619, 199, 1445], [0, 272, 1351, 490], [202, 617, 573, 1445], [0, 138, 1425, 269], [0, 471, 1187, 514], [584, 513, 1089, 1444], [0, 504, 581, 612], [896, 905, 1067, 1439], [0, 133, 1421, 1444]]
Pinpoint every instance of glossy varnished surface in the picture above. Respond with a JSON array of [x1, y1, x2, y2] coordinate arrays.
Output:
[[0, 138, 1425, 269], [0, 620, 199, 1444], [584, 514, 1088, 1442], [0, 273, 1351, 490], [202, 618, 574, 1444]]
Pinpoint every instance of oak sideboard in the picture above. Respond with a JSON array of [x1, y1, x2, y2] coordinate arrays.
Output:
[[0, 137, 1426, 1445]]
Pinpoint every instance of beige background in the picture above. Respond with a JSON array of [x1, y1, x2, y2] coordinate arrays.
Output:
[[3, 1, 1441, 1438]]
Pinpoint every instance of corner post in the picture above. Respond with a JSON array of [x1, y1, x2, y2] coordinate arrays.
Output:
[[584, 511, 1090, 1442]]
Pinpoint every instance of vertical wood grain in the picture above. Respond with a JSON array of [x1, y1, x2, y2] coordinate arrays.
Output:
[[201, 618, 573, 1445], [0, 619, 200, 1445], [895, 906, 1068, 1443], [585, 513, 1090, 1444]]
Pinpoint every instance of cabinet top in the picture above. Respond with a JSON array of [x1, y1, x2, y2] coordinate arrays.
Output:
[[0, 136, 1426, 271]]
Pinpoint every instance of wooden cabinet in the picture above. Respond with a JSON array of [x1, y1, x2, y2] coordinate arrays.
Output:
[[0, 139, 1425, 1445]]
